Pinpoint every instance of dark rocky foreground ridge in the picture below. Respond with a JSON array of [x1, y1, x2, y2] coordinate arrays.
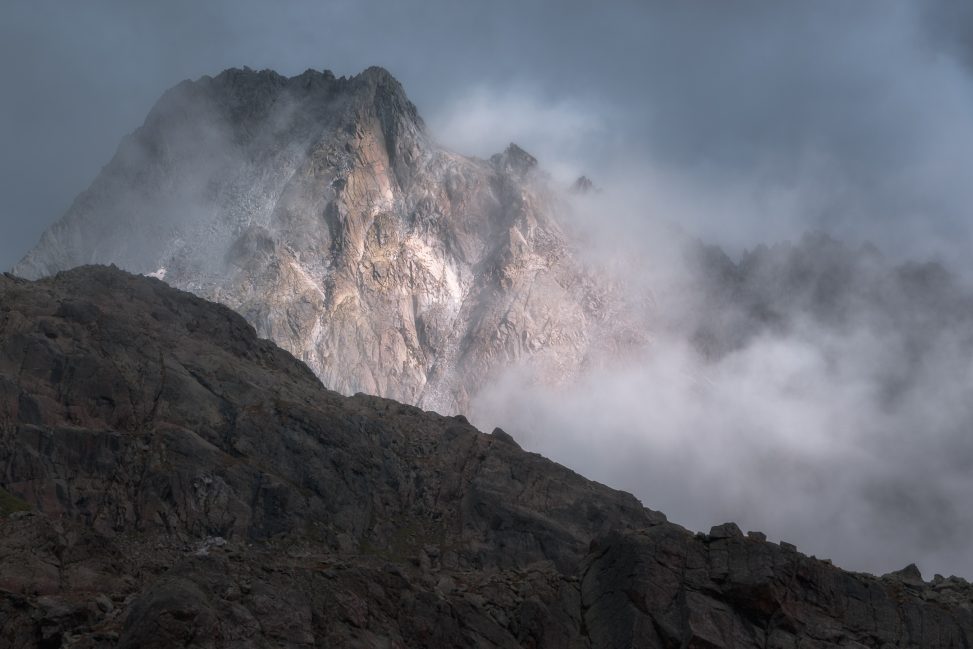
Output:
[[1, 266, 972, 648]]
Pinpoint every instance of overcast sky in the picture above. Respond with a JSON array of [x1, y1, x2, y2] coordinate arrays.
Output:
[[3, 0, 973, 271]]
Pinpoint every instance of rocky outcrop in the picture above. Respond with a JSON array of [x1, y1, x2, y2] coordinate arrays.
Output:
[[583, 526, 973, 649], [1, 266, 971, 648], [13, 67, 640, 415]]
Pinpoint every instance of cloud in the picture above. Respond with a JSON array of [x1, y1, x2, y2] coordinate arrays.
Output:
[[6, 0, 973, 582], [5, 0, 973, 268], [427, 85, 609, 182], [473, 218, 973, 579], [920, 0, 973, 72]]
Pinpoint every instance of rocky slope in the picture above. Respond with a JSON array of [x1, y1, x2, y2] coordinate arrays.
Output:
[[13, 67, 640, 415], [1, 266, 972, 648]]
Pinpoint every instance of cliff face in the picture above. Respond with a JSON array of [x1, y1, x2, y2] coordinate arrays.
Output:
[[14, 67, 639, 415], [1, 266, 971, 648]]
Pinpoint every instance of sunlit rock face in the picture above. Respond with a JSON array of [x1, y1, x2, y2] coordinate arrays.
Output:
[[15, 66, 639, 414]]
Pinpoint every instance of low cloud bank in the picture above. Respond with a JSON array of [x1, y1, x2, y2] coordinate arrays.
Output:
[[474, 198, 973, 580], [420, 7, 973, 578]]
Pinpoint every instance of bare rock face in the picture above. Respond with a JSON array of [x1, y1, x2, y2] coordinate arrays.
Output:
[[0, 266, 659, 647], [14, 67, 636, 415], [1, 267, 972, 647]]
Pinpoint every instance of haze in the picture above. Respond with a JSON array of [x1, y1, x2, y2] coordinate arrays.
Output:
[[4, 0, 973, 579]]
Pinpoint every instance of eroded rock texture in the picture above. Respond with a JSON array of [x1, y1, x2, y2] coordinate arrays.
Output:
[[13, 67, 639, 415], [0, 266, 971, 647]]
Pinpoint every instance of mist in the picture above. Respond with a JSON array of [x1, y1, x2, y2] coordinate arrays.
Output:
[[5, 0, 973, 581], [424, 1, 973, 266], [447, 56, 973, 576], [417, 2, 973, 579], [469, 178, 973, 579], [7, 0, 973, 269]]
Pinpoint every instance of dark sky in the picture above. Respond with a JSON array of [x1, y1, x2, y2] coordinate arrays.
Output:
[[3, 1, 973, 271]]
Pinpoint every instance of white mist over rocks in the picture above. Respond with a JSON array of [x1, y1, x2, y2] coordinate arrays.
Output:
[[410, 5, 973, 579], [471, 178, 973, 580], [6, 0, 973, 584]]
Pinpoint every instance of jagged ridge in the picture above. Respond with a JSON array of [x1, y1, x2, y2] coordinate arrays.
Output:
[[0, 266, 971, 648], [14, 66, 641, 415]]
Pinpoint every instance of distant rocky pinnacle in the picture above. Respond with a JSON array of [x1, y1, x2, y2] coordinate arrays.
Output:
[[14, 66, 640, 415], [570, 175, 596, 194], [2, 266, 972, 647]]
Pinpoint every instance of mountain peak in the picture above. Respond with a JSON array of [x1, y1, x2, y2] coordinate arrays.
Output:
[[355, 64, 399, 83], [150, 66, 424, 138], [348, 65, 425, 141], [570, 175, 597, 194], [14, 65, 637, 415], [491, 142, 538, 177]]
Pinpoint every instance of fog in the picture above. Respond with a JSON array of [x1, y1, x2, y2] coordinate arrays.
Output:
[[6, 1, 973, 267], [416, 5, 973, 577], [473, 207, 973, 578], [5, 0, 973, 579], [454, 82, 973, 576]]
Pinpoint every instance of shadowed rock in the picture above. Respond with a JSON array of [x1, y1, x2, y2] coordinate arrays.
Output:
[[0, 266, 971, 647]]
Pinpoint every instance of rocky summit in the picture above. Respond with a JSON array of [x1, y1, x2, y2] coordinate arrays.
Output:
[[13, 67, 640, 415], [1, 266, 972, 647]]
